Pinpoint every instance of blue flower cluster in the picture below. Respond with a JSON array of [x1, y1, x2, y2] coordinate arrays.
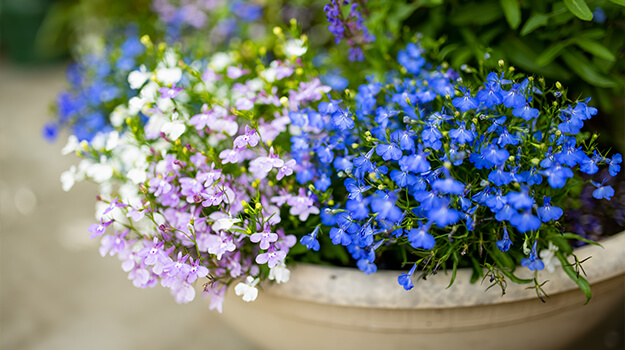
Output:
[[293, 41, 621, 289], [43, 32, 145, 143]]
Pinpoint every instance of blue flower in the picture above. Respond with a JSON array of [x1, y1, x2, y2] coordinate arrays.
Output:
[[357, 258, 377, 274], [510, 210, 542, 233], [452, 87, 479, 112], [427, 200, 460, 227], [449, 122, 476, 145], [344, 178, 372, 201], [289, 110, 308, 127], [496, 227, 512, 252], [371, 190, 403, 222], [502, 85, 526, 108], [353, 148, 375, 175], [537, 197, 563, 222], [397, 264, 417, 290], [346, 198, 370, 220], [390, 170, 417, 188], [407, 225, 435, 249], [541, 164, 574, 189], [399, 151, 430, 174], [521, 241, 545, 271], [432, 178, 465, 195], [375, 107, 399, 127], [318, 98, 342, 116], [315, 174, 332, 192], [393, 129, 416, 152], [488, 167, 514, 186], [591, 180, 614, 200], [481, 145, 510, 168], [300, 226, 320, 251], [329, 227, 352, 246], [609, 154, 622, 176], [376, 142, 402, 161], [512, 101, 539, 121], [332, 108, 355, 130], [477, 81, 503, 108]]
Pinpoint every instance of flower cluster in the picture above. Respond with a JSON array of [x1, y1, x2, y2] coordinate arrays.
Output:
[[323, 0, 375, 61], [58, 31, 328, 310], [295, 42, 621, 295], [151, 0, 263, 41], [44, 30, 146, 142], [48, 0, 623, 308]]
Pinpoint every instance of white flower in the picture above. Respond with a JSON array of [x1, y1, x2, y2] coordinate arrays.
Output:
[[60, 166, 77, 191], [61, 135, 80, 155], [86, 159, 114, 183], [234, 276, 259, 302], [539, 241, 561, 273], [268, 261, 290, 284], [110, 105, 128, 127], [156, 67, 182, 85], [161, 120, 186, 140], [128, 96, 147, 115], [211, 216, 241, 232], [127, 168, 147, 184], [210, 52, 232, 72], [284, 39, 307, 57], [105, 131, 120, 151], [128, 65, 152, 89]]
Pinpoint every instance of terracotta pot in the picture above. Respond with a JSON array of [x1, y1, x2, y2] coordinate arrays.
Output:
[[220, 232, 625, 350]]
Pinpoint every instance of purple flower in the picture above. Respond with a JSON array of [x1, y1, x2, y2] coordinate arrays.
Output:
[[219, 148, 241, 164], [250, 226, 278, 250], [277, 159, 296, 180], [158, 83, 184, 99], [227, 66, 249, 79], [255, 247, 287, 268], [233, 125, 260, 149], [88, 218, 113, 239]]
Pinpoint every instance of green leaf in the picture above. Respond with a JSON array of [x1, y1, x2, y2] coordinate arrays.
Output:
[[490, 246, 516, 270], [608, 0, 625, 6], [561, 49, 618, 88], [520, 12, 549, 36], [535, 41, 570, 67], [500, 0, 522, 29], [556, 251, 592, 303], [563, 0, 593, 21], [575, 39, 616, 62], [560, 232, 604, 248], [447, 253, 459, 288], [470, 257, 483, 283], [451, 2, 503, 26]]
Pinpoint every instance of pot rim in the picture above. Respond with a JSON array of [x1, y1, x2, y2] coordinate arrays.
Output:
[[261, 231, 625, 309]]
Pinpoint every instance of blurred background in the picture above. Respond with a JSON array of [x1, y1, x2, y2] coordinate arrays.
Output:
[[0, 0, 623, 349]]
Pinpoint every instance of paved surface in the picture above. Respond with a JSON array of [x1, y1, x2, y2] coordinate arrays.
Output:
[[0, 62, 622, 350]]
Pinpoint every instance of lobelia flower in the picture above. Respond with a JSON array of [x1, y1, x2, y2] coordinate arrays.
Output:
[[234, 276, 259, 302], [397, 263, 418, 291], [521, 241, 545, 271]]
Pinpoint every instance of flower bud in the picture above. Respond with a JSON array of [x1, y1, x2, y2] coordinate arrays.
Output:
[[498, 59, 505, 67], [255, 203, 262, 210], [273, 27, 283, 36], [555, 81, 562, 90]]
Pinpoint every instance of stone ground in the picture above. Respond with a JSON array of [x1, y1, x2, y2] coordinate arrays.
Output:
[[0, 62, 622, 350]]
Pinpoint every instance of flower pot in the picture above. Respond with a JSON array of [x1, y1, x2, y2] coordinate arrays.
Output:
[[219, 232, 625, 350]]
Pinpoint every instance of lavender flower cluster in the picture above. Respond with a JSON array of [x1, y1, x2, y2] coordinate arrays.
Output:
[[58, 32, 329, 310], [323, 0, 375, 61], [295, 42, 621, 293]]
